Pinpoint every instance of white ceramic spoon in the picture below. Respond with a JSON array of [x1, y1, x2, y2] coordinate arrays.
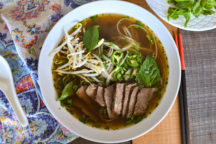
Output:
[[0, 55, 28, 127]]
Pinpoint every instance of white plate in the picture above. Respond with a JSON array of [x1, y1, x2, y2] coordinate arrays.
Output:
[[38, 1, 181, 143], [146, 0, 216, 31]]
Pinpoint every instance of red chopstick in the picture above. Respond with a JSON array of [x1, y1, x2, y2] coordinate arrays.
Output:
[[174, 31, 190, 144], [178, 34, 185, 70]]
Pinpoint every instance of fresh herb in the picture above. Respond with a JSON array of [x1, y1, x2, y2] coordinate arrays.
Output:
[[67, 99, 73, 104], [146, 34, 155, 44], [109, 42, 114, 46], [105, 126, 110, 130], [103, 108, 107, 115], [113, 70, 124, 82], [135, 20, 144, 26], [90, 15, 98, 21], [134, 44, 140, 50], [123, 69, 132, 81], [125, 115, 134, 125], [100, 78, 105, 83], [57, 81, 77, 101], [83, 25, 99, 52], [66, 108, 74, 115], [103, 62, 107, 69], [168, 0, 216, 27], [130, 114, 134, 120], [134, 115, 144, 124], [123, 16, 130, 18], [79, 117, 89, 124], [93, 125, 101, 128], [136, 56, 161, 87]]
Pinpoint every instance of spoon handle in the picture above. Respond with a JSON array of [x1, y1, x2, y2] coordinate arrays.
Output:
[[3, 81, 29, 127]]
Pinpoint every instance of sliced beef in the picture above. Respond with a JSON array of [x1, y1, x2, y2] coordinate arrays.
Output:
[[126, 86, 139, 118], [122, 83, 136, 117], [76, 86, 98, 113], [86, 84, 97, 99], [113, 83, 125, 115], [72, 98, 99, 122], [104, 85, 116, 119], [95, 86, 105, 107], [133, 88, 156, 116], [76, 86, 90, 105]]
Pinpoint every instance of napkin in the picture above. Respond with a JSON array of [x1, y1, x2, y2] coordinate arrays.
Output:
[[0, 0, 95, 143]]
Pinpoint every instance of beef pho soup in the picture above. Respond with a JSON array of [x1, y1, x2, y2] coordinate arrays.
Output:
[[50, 14, 169, 130]]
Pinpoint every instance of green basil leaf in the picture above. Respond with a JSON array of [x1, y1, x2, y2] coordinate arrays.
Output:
[[136, 56, 161, 87], [83, 25, 99, 52], [167, 0, 216, 27], [58, 81, 76, 101]]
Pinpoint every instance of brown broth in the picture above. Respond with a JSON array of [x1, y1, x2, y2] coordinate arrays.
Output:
[[52, 14, 169, 130]]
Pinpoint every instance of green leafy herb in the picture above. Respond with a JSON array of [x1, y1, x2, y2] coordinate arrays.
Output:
[[135, 20, 144, 26], [136, 56, 161, 87], [105, 126, 110, 130], [125, 114, 135, 125], [93, 125, 101, 128], [57, 81, 77, 101], [168, 0, 216, 27], [90, 15, 98, 21], [134, 44, 140, 50], [103, 108, 107, 115], [79, 117, 89, 124], [83, 25, 99, 52], [134, 115, 144, 124], [146, 34, 155, 44], [109, 42, 114, 46], [100, 78, 105, 83], [67, 99, 73, 104]]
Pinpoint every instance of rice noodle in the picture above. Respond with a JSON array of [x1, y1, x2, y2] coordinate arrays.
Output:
[[128, 24, 148, 32], [121, 43, 133, 51], [117, 18, 129, 36], [153, 35, 158, 59], [123, 26, 132, 37]]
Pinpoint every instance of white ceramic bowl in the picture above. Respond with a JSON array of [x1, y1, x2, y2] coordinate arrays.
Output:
[[38, 1, 181, 143], [146, 0, 216, 31]]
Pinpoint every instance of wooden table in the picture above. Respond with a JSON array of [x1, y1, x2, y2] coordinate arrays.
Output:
[[71, 1, 182, 144]]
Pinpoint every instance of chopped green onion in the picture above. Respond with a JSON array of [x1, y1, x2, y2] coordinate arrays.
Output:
[[146, 34, 155, 44], [134, 44, 140, 50]]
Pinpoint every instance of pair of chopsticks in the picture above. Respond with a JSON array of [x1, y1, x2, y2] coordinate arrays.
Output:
[[174, 30, 190, 144]]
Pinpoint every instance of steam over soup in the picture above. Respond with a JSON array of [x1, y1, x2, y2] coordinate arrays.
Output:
[[51, 14, 169, 130]]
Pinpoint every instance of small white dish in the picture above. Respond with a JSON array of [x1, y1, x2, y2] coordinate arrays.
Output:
[[146, 0, 216, 31], [38, 1, 181, 143]]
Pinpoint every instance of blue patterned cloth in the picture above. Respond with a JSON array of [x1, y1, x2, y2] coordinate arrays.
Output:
[[0, 0, 95, 143]]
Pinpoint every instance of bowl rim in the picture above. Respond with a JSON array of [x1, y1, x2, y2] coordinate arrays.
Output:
[[38, 1, 181, 143]]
